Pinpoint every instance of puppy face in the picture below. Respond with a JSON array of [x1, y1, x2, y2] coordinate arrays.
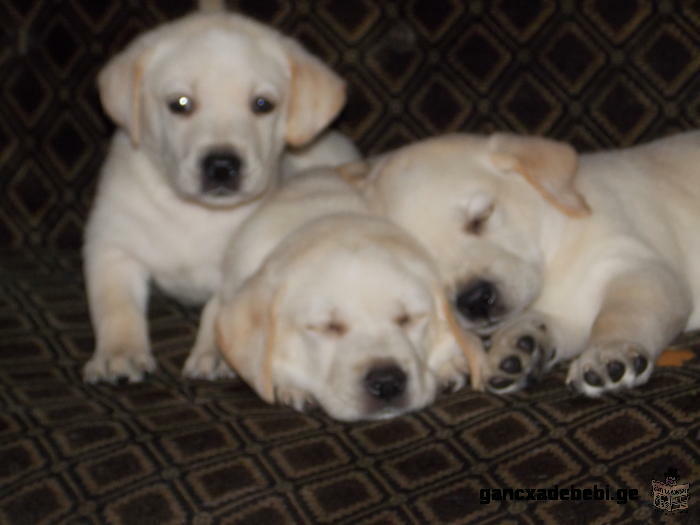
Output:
[[98, 13, 345, 207], [143, 31, 289, 204], [351, 134, 589, 333], [216, 215, 481, 421]]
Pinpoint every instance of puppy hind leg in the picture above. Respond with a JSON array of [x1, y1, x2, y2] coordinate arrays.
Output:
[[566, 266, 691, 396], [183, 297, 236, 380], [83, 250, 154, 383]]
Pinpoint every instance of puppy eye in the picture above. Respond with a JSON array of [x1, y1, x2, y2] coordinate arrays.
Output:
[[464, 204, 494, 235], [395, 312, 427, 328], [251, 96, 275, 115], [395, 313, 412, 327], [306, 320, 348, 337], [168, 95, 195, 115], [325, 320, 347, 336]]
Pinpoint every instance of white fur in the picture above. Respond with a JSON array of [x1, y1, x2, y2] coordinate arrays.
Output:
[[356, 131, 700, 396], [83, 12, 352, 383], [194, 169, 477, 421]]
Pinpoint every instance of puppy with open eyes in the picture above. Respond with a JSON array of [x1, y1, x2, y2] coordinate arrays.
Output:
[[343, 131, 700, 397], [83, 11, 357, 383], [191, 168, 485, 421]]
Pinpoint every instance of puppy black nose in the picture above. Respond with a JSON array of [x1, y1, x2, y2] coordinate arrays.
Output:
[[455, 280, 498, 321], [364, 365, 406, 401], [201, 150, 242, 194]]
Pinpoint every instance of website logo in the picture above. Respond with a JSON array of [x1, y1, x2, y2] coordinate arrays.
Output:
[[651, 468, 689, 513]]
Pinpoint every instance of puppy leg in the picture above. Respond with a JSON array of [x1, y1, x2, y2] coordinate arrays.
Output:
[[567, 266, 691, 396], [83, 250, 155, 383], [183, 297, 236, 380], [428, 330, 479, 394], [482, 312, 557, 394]]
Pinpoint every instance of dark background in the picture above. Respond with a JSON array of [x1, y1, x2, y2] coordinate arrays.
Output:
[[1, 1, 700, 524], [2, 0, 700, 250]]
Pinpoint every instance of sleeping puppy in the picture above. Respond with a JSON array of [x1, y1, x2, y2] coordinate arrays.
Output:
[[83, 12, 352, 383], [344, 131, 700, 396], [191, 169, 485, 420]]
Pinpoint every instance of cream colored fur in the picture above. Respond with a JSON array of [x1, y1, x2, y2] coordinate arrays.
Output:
[[347, 131, 700, 396], [83, 12, 355, 383], [193, 169, 483, 420]]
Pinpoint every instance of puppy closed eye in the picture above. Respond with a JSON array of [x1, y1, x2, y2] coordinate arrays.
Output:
[[306, 320, 348, 337], [465, 210, 492, 235], [464, 194, 495, 235], [168, 95, 196, 116], [395, 312, 427, 329]]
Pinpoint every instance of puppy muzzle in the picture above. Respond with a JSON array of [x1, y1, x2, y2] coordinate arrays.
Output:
[[200, 148, 243, 195], [364, 364, 407, 401]]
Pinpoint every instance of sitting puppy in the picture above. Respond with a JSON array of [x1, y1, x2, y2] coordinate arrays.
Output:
[[344, 131, 700, 396], [83, 11, 353, 383], [192, 169, 485, 420]]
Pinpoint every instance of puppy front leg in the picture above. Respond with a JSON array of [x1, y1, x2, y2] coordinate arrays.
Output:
[[183, 297, 236, 380], [567, 266, 691, 396], [481, 311, 557, 394], [83, 249, 155, 383]]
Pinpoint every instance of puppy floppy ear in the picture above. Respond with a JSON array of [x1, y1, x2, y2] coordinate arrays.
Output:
[[215, 271, 282, 404], [97, 39, 153, 147], [284, 40, 346, 147], [429, 289, 487, 391], [489, 133, 590, 217]]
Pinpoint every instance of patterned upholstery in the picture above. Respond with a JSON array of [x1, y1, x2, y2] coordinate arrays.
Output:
[[1, 1, 699, 523]]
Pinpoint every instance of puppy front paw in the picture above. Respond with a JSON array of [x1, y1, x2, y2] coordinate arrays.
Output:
[[183, 351, 236, 380], [83, 348, 156, 383], [566, 341, 651, 396], [275, 385, 318, 413], [434, 358, 471, 394], [483, 315, 556, 394]]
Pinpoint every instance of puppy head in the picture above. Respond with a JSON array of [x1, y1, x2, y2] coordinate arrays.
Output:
[[98, 13, 345, 207], [343, 133, 589, 334], [216, 214, 481, 421]]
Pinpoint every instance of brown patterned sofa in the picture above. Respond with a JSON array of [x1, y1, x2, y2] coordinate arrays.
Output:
[[1, 1, 699, 523]]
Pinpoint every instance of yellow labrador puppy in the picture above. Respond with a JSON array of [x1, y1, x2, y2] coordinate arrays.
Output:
[[192, 169, 485, 420], [83, 12, 353, 383], [345, 131, 700, 396]]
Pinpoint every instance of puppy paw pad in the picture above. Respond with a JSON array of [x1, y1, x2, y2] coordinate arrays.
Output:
[[633, 354, 648, 375], [606, 360, 625, 382], [566, 341, 653, 396], [489, 376, 515, 390], [583, 369, 604, 387], [499, 355, 522, 374], [516, 335, 536, 353], [483, 315, 556, 394]]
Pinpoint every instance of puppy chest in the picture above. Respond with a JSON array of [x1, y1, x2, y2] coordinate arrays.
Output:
[[146, 236, 227, 304], [152, 261, 222, 304], [132, 210, 249, 303]]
